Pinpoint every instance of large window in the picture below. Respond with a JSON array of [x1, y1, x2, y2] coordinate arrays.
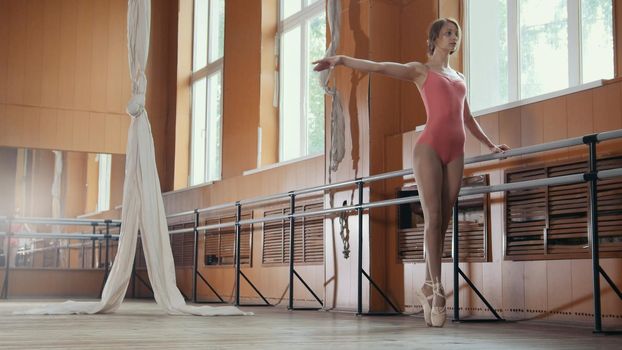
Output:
[[466, 0, 613, 112], [278, 0, 326, 162], [191, 0, 225, 185]]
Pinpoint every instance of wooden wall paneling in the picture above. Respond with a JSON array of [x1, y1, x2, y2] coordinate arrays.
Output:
[[546, 260, 572, 321], [88, 113, 107, 153], [498, 108, 522, 149], [566, 90, 594, 138], [4, 106, 23, 147], [593, 82, 622, 132], [440, 0, 463, 73], [58, 0, 78, 110], [599, 258, 622, 318], [259, 0, 278, 167], [148, 0, 172, 191], [7, 0, 27, 105], [570, 260, 594, 320], [0, 0, 8, 104], [23, 107, 41, 150], [476, 113, 499, 155], [7, 270, 104, 298], [222, 0, 261, 179], [524, 261, 547, 318], [90, 0, 110, 113], [24, 0, 45, 107], [165, 0, 179, 193], [173, 0, 192, 190], [39, 108, 59, 150], [520, 103, 544, 147], [41, 0, 62, 109], [72, 111, 90, 152], [0, 104, 7, 145], [482, 258, 503, 316], [119, 116, 131, 154], [400, 0, 437, 131], [464, 129, 481, 157], [465, 263, 484, 315], [106, 0, 128, 114], [74, 0, 94, 111], [56, 111, 73, 151], [502, 260, 525, 319], [104, 114, 122, 155], [369, 0, 401, 148], [541, 97, 568, 143]]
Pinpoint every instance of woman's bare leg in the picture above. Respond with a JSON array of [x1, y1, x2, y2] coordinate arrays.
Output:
[[433, 156, 464, 313], [439, 156, 465, 262], [412, 144, 444, 294]]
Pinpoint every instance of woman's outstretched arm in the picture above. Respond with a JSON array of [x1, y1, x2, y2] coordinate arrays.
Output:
[[463, 100, 510, 153], [313, 55, 424, 82]]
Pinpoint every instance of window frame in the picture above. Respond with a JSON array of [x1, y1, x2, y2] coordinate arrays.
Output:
[[277, 0, 325, 162], [464, 0, 613, 114], [190, 0, 225, 186]]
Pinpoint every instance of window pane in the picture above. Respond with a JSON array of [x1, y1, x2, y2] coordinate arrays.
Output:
[[307, 14, 326, 155], [193, 0, 208, 71], [97, 154, 111, 212], [209, 0, 225, 62], [206, 72, 222, 181], [281, 27, 302, 161], [519, 0, 568, 99], [581, 0, 613, 82], [191, 78, 207, 185], [306, 0, 320, 6], [468, 0, 508, 111], [281, 0, 302, 20]]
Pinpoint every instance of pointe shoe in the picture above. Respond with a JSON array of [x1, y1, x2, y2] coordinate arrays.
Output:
[[414, 280, 434, 326], [431, 281, 446, 327]]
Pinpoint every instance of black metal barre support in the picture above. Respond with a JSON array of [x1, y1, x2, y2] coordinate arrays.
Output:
[[587, 136, 603, 333], [192, 209, 199, 302], [234, 202, 271, 307], [452, 200, 504, 323], [288, 192, 323, 310], [599, 266, 622, 302], [357, 180, 363, 315], [585, 135, 622, 335], [196, 271, 226, 303], [360, 269, 400, 314], [98, 221, 112, 299], [288, 193, 295, 309], [191, 209, 226, 304], [355, 180, 401, 316], [238, 270, 271, 306], [133, 269, 154, 295]]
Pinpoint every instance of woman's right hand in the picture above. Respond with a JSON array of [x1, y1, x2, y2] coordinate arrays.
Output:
[[312, 56, 341, 72]]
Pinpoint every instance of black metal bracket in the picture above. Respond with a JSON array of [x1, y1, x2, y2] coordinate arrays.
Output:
[[452, 201, 504, 323]]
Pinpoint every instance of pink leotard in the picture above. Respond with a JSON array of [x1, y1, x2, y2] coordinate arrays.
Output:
[[416, 69, 467, 165]]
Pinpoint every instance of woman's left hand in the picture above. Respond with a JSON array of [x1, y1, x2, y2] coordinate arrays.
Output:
[[489, 144, 510, 153]]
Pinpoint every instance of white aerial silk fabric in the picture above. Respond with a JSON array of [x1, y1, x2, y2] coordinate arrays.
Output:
[[17, 0, 250, 316], [321, 0, 345, 174]]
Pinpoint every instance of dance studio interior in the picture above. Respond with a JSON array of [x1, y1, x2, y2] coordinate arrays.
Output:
[[0, 0, 621, 348]]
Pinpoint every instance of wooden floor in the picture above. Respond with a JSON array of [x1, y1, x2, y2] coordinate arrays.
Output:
[[0, 300, 619, 349]]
